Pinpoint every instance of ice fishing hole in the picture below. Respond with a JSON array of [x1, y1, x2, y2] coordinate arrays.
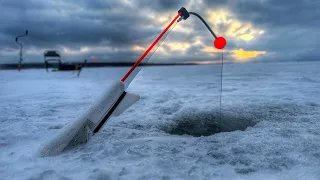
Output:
[[161, 108, 258, 137]]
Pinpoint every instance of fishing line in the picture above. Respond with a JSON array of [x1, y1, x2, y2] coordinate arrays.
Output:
[[219, 50, 224, 132]]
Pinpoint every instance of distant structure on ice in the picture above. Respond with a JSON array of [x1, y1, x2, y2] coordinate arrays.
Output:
[[44, 50, 84, 72]]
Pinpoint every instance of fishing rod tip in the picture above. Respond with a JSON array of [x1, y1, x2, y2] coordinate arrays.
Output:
[[178, 7, 190, 21]]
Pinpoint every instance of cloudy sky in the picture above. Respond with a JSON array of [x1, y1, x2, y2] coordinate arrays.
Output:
[[0, 0, 319, 64]]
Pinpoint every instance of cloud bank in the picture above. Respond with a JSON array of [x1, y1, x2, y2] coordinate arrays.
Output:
[[0, 0, 319, 63]]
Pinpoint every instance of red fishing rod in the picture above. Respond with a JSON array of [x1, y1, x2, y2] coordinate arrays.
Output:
[[120, 7, 226, 82]]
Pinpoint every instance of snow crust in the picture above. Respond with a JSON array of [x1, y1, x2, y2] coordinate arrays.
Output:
[[0, 61, 319, 180]]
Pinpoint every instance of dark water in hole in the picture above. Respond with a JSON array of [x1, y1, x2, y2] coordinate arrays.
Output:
[[160, 101, 318, 137], [160, 108, 258, 137]]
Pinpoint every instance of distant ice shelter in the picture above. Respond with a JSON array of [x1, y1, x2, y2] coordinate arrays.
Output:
[[44, 50, 79, 72]]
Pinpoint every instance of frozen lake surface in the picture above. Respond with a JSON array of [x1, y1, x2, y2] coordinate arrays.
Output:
[[0, 61, 320, 180]]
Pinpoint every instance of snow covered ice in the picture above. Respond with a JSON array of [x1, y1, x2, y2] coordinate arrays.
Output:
[[0, 61, 320, 180]]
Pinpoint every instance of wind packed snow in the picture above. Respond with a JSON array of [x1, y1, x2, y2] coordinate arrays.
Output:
[[0, 61, 320, 180]]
